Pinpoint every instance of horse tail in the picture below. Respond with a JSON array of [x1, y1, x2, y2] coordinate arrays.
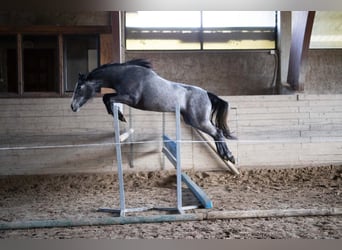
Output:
[[207, 92, 235, 139]]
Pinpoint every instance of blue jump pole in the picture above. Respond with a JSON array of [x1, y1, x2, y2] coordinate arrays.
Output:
[[181, 173, 213, 209]]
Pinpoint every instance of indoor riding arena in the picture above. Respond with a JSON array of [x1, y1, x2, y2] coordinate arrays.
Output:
[[0, 11, 341, 239]]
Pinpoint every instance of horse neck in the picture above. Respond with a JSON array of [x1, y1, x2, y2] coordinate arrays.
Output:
[[87, 74, 112, 92], [89, 66, 123, 90], [87, 80, 104, 93]]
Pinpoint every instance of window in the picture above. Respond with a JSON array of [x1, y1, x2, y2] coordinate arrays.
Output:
[[64, 35, 99, 92], [202, 11, 276, 50], [0, 35, 17, 93], [22, 35, 58, 92], [126, 11, 201, 50], [310, 11, 342, 49], [125, 11, 276, 50], [0, 11, 110, 96], [0, 33, 100, 96]]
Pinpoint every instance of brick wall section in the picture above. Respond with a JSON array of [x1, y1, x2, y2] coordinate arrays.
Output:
[[0, 95, 341, 175]]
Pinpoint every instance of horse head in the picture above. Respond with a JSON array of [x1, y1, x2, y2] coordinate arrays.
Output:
[[70, 73, 97, 112]]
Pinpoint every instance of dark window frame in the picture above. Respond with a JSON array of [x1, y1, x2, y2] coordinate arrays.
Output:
[[0, 25, 110, 97]]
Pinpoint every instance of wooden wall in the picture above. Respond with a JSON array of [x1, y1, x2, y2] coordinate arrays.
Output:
[[305, 49, 342, 94], [125, 51, 277, 96], [227, 94, 342, 167], [1, 94, 341, 175]]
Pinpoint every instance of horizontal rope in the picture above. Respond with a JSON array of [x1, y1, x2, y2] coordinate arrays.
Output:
[[0, 138, 308, 151], [0, 140, 219, 151]]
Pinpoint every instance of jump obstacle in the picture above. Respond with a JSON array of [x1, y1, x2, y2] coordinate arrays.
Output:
[[98, 103, 213, 216]]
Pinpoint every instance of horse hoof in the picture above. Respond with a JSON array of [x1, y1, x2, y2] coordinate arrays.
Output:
[[227, 155, 235, 164], [119, 114, 127, 122]]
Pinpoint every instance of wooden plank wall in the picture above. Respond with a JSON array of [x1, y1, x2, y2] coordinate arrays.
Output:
[[225, 94, 342, 168], [0, 98, 115, 174], [0, 94, 341, 175]]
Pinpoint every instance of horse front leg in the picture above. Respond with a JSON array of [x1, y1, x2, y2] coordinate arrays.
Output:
[[102, 93, 127, 122]]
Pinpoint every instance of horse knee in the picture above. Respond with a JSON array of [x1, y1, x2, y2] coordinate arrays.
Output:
[[102, 94, 116, 114], [102, 94, 110, 105], [102, 95, 109, 108]]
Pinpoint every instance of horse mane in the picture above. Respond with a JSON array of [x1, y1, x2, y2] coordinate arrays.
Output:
[[87, 59, 152, 79], [124, 59, 152, 69]]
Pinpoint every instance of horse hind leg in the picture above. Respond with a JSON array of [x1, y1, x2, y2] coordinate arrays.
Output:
[[214, 133, 236, 164], [188, 116, 236, 164]]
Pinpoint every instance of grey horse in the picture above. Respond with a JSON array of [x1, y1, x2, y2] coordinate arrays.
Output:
[[70, 59, 236, 163]]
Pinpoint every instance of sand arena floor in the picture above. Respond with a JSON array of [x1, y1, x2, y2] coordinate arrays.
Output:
[[0, 165, 341, 239]]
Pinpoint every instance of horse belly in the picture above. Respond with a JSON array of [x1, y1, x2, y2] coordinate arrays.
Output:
[[138, 94, 181, 112], [138, 84, 185, 112]]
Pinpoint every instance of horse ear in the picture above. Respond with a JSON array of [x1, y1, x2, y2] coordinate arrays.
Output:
[[78, 73, 86, 81]]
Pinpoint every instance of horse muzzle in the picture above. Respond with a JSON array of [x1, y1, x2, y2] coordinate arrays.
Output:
[[71, 103, 80, 112]]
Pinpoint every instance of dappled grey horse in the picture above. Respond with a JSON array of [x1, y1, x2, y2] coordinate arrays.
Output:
[[70, 59, 236, 163]]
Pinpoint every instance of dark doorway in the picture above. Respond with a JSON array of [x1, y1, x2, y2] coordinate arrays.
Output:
[[24, 49, 57, 92], [6, 49, 18, 93]]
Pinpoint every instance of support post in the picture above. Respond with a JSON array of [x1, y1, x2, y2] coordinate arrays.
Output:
[[113, 103, 126, 216], [175, 103, 183, 214], [98, 103, 144, 216], [287, 11, 315, 91], [111, 11, 122, 63]]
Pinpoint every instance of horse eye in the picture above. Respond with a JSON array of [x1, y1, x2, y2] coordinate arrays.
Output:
[[76, 83, 84, 91]]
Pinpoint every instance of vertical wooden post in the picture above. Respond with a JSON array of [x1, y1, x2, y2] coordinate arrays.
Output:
[[111, 11, 122, 63], [17, 33, 23, 95], [287, 11, 315, 91], [58, 34, 64, 96], [100, 11, 121, 95], [277, 11, 292, 87]]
